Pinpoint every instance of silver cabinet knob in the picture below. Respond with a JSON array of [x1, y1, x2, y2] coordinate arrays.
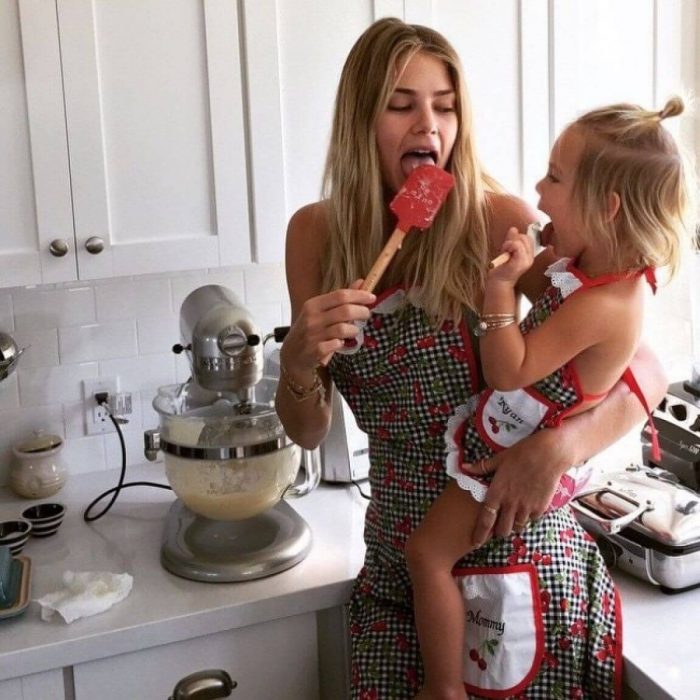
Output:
[[49, 239, 69, 257], [85, 236, 105, 254]]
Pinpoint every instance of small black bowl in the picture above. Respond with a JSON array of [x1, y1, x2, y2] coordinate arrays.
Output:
[[0, 520, 32, 554], [21, 503, 65, 538]]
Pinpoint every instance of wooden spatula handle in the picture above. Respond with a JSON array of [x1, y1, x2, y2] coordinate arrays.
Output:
[[489, 251, 511, 270], [361, 227, 407, 292]]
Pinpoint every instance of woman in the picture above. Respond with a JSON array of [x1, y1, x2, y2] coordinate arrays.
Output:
[[275, 17, 666, 699]]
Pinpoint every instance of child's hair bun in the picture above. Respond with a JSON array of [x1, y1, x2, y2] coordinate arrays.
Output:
[[658, 96, 684, 120]]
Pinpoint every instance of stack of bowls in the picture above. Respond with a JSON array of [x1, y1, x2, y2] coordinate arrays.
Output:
[[0, 520, 32, 555], [21, 503, 65, 537]]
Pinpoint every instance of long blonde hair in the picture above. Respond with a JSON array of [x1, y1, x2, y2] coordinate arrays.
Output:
[[321, 18, 499, 321], [570, 97, 695, 279]]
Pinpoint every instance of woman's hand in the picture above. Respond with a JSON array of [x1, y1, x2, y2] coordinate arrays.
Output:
[[462, 428, 568, 546], [280, 279, 375, 374]]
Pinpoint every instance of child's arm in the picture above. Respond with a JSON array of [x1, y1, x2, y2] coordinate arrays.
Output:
[[479, 229, 638, 392]]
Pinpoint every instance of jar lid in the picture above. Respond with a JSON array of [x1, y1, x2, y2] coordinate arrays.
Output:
[[15, 431, 63, 454]]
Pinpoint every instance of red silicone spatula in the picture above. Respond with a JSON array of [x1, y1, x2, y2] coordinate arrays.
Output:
[[361, 164, 454, 292]]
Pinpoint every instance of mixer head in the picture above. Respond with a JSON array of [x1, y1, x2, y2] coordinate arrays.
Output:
[[179, 285, 263, 397]]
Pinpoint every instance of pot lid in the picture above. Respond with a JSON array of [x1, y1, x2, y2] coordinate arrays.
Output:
[[15, 431, 63, 454]]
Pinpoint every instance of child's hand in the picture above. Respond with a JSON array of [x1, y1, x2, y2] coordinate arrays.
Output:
[[488, 227, 534, 284]]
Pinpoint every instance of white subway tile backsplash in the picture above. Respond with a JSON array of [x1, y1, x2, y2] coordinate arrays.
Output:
[[243, 264, 286, 304], [170, 272, 209, 311], [63, 400, 87, 440], [137, 316, 180, 355], [104, 426, 156, 471], [13, 285, 95, 330], [100, 354, 176, 393], [0, 374, 19, 410], [11, 327, 60, 368], [62, 435, 107, 475], [18, 362, 99, 407], [0, 404, 65, 450], [204, 268, 246, 298], [95, 278, 172, 322], [59, 322, 137, 363]]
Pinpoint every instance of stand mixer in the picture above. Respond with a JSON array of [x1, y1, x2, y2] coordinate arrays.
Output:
[[144, 285, 319, 582]]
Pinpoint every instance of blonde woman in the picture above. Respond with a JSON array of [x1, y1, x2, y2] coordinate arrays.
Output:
[[276, 18, 668, 700]]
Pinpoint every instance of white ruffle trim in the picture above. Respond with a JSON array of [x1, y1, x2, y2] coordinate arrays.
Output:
[[444, 398, 488, 502], [545, 258, 582, 298]]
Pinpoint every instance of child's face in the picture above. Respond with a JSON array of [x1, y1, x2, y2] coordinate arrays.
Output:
[[535, 127, 587, 259], [375, 51, 458, 195]]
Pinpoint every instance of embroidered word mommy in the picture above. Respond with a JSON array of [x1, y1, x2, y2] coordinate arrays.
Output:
[[466, 608, 506, 636]]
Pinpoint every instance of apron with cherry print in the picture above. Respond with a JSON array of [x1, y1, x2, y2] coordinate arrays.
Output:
[[329, 274, 627, 700]]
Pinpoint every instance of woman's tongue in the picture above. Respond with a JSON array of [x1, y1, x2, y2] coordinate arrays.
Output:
[[401, 153, 435, 177]]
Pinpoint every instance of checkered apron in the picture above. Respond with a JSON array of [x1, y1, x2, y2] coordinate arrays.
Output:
[[329, 283, 622, 700]]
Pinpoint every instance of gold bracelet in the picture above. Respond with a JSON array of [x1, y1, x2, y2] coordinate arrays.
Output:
[[474, 313, 516, 337], [280, 362, 326, 404]]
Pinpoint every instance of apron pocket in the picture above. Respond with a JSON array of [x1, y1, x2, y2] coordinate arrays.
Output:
[[452, 563, 544, 698]]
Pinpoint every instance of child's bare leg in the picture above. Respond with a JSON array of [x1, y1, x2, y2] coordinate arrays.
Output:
[[405, 481, 482, 700]]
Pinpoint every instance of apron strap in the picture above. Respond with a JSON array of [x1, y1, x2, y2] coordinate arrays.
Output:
[[621, 367, 660, 461]]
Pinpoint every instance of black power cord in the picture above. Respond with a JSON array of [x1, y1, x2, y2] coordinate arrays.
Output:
[[83, 398, 171, 522]]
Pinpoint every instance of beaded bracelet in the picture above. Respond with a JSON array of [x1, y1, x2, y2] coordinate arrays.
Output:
[[280, 362, 326, 404], [474, 313, 516, 337]]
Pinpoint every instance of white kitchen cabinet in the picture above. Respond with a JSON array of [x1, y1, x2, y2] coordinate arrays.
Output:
[[1, 0, 250, 288], [71, 612, 324, 700], [1, 0, 75, 287], [0, 669, 66, 700], [246, 0, 378, 263]]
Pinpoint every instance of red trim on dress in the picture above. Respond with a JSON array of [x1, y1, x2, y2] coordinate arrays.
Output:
[[614, 586, 624, 700]]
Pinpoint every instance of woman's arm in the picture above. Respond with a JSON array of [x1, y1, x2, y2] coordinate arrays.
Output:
[[467, 344, 667, 546], [275, 203, 375, 449]]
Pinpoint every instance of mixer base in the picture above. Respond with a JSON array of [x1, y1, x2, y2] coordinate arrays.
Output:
[[161, 499, 312, 582]]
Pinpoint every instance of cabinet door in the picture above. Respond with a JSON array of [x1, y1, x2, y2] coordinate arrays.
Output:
[[0, 669, 66, 700], [56, 0, 251, 279], [1, 0, 75, 287], [72, 613, 320, 700], [245, 0, 377, 263]]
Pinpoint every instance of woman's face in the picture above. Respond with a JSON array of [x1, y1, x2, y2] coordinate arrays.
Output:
[[535, 126, 587, 259], [375, 51, 458, 194]]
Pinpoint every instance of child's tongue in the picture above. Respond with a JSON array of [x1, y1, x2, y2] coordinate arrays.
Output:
[[401, 153, 435, 177]]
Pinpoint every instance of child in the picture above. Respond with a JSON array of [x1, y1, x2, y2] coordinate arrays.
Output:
[[406, 97, 692, 700]]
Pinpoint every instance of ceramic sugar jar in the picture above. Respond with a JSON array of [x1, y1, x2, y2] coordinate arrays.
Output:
[[10, 431, 68, 499]]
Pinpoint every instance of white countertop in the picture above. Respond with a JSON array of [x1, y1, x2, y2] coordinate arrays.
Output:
[[1, 460, 699, 699], [0, 463, 367, 682]]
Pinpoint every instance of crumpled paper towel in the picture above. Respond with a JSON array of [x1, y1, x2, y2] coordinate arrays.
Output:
[[36, 570, 133, 623]]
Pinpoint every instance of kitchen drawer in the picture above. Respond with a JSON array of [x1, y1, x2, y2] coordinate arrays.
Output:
[[72, 612, 320, 700]]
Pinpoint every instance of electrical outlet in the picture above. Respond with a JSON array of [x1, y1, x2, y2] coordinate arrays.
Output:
[[83, 377, 118, 435]]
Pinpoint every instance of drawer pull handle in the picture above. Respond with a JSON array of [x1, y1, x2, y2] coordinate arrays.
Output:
[[169, 669, 236, 699]]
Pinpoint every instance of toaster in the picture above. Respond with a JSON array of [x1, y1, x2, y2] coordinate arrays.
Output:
[[571, 463, 700, 593]]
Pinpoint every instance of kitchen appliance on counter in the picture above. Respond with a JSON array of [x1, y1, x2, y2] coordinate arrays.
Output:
[[641, 247, 700, 489], [144, 285, 319, 583], [572, 462, 700, 593]]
